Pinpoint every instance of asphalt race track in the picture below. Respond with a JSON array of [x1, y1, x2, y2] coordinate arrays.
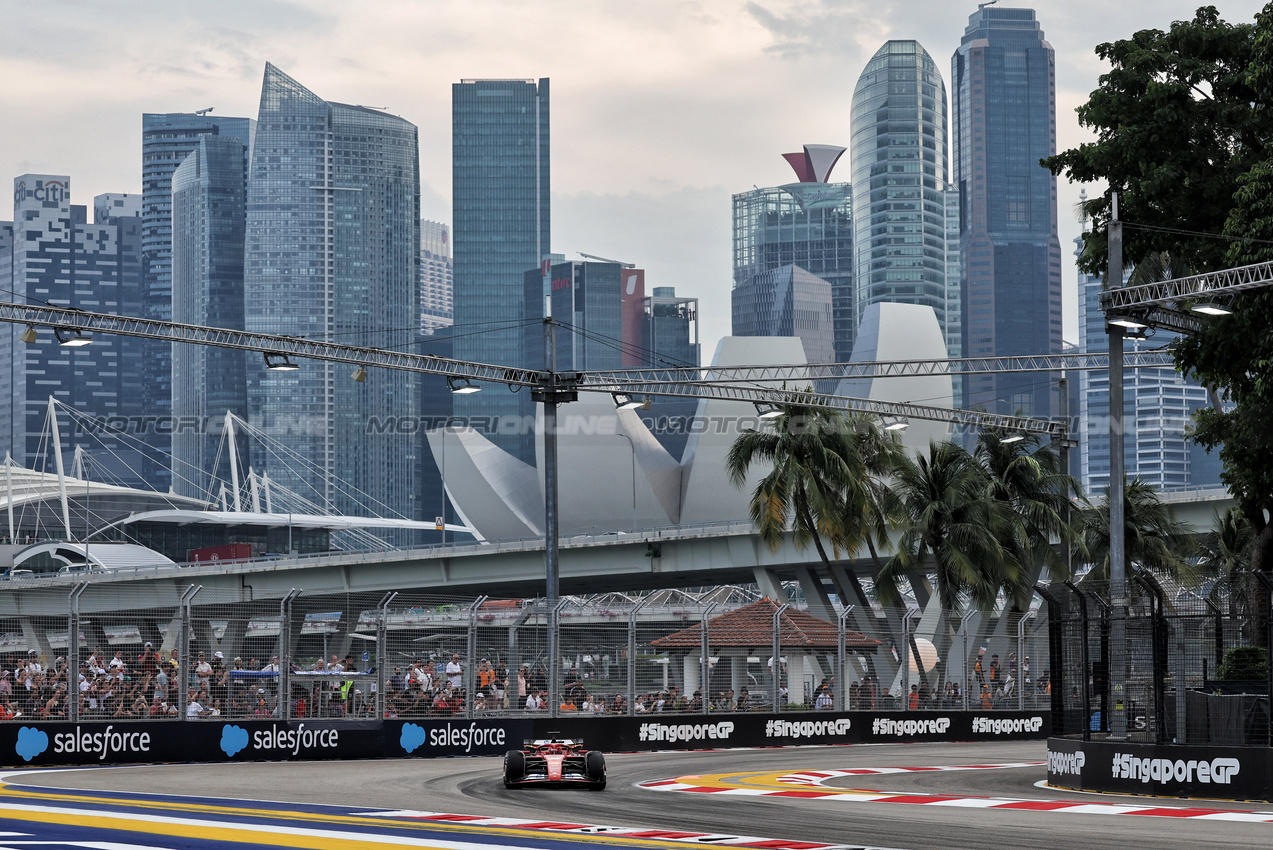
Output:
[[4, 741, 1273, 849]]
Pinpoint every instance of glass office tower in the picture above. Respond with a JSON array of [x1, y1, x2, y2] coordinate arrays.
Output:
[[170, 135, 249, 499], [141, 112, 254, 490], [643, 287, 700, 369], [244, 63, 421, 519], [0, 175, 150, 487], [952, 7, 1062, 417], [731, 264, 835, 365], [852, 41, 950, 341], [732, 182, 854, 360], [452, 79, 550, 463]]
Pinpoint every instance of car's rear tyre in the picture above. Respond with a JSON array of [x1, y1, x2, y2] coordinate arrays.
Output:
[[503, 750, 525, 787], [585, 750, 606, 789]]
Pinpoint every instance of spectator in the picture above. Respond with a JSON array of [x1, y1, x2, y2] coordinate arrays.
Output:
[[474, 692, 487, 713], [517, 664, 529, 703], [974, 649, 986, 685], [445, 653, 463, 689], [109, 650, 127, 672], [988, 654, 1002, 684], [194, 652, 212, 687], [908, 684, 920, 710], [816, 687, 834, 711], [187, 693, 209, 717]]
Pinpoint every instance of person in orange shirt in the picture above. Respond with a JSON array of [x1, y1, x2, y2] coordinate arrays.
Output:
[[908, 684, 919, 710], [980, 683, 993, 710]]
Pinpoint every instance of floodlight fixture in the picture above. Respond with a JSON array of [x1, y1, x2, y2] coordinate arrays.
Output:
[[755, 402, 784, 419], [264, 352, 299, 371], [351, 365, 367, 383], [54, 327, 91, 347], [1190, 300, 1233, 316], [448, 377, 481, 394], [19, 326, 37, 344]]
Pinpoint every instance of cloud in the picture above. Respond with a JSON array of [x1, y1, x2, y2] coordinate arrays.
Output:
[[15, 727, 48, 762], [400, 722, 426, 753], [220, 725, 250, 757]]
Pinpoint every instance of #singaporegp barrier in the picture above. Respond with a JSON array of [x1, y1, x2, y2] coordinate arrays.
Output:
[[0, 710, 1047, 768], [1047, 737, 1273, 802]]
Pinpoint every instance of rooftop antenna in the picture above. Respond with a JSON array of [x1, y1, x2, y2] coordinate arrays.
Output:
[[978, 0, 999, 8], [193, 107, 214, 116]]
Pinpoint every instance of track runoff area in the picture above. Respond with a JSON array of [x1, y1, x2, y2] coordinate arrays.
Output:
[[2, 750, 1273, 850]]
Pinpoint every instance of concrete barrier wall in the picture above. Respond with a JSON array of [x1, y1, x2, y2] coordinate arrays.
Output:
[[1047, 737, 1273, 802], [0, 710, 1048, 768]]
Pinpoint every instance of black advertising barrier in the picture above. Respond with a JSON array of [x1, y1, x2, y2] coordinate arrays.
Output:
[[0, 720, 384, 768], [1047, 736, 1273, 802], [533, 710, 1049, 751], [0, 711, 1047, 768]]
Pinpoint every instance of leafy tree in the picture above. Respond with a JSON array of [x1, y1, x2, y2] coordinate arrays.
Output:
[[1078, 476, 1195, 589], [877, 441, 1012, 612], [1047, 5, 1273, 580], [1197, 507, 1260, 635], [1045, 6, 1267, 276]]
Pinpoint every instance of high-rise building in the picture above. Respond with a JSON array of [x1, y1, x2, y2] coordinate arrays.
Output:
[[852, 42, 951, 342], [732, 146, 854, 359], [244, 63, 420, 519], [141, 113, 255, 489], [522, 260, 631, 371], [643, 286, 699, 368], [951, 7, 1063, 417], [0, 175, 151, 486], [731, 264, 835, 364], [420, 220, 453, 335], [170, 135, 249, 499], [452, 78, 550, 462], [94, 193, 141, 224], [1076, 229, 1220, 495]]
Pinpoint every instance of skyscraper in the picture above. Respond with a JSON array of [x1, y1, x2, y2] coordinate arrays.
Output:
[[244, 63, 421, 519], [452, 78, 550, 462], [170, 135, 249, 499], [643, 287, 700, 369], [0, 175, 150, 485], [852, 42, 951, 342], [420, 220, 453, 335], [952, 7, 1063, 417], [141, 112, 254, 489], [731, 265, 835, 365], [732, 146, 854, 359]]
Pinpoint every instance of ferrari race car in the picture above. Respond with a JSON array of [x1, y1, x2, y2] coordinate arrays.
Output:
[[503, 737, 606, 789]]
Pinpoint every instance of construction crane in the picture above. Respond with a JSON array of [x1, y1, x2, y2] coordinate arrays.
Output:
[[576, 252, 636, 269]]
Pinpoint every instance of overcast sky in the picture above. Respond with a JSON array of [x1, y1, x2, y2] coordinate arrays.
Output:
[[1, 0, 1266, 355]]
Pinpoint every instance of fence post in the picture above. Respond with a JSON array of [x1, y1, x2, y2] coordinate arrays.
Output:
[[701, 601, 718, 715], [901, 608, 918, 710], [1034, 584, 1065, 735], [376, 592, 396, 720], [628, 596, 650, 716], [1251, 571, 1273, 747], [1134, 575, 1168, 744], [67, 582, 87, 722], [837, 605, 854, 712], [278, 588, 300, 721], [772, 603, 789, 713], [549, 598, 570, 718], [958, 610, 976, 710], [1063, 581, 1092, 741], [1017, 610, 1036, 711], [465, 596, 487, 719], [178, 585, 202, 722]]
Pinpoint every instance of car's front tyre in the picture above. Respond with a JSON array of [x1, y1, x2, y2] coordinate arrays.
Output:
[[503, 750, 525, 788], [585, 750, 606, 790]]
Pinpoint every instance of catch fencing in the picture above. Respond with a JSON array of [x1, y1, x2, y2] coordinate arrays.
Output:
[[1039, 576, 1273, 747], [0, 585, 1051, 723]]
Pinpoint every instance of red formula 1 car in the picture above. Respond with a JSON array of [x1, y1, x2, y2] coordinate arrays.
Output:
[[503, 737, 606, 790]]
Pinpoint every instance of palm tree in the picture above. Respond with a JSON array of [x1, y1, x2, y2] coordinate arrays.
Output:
[[1198, 506, 1255, 625], [877, 440, 1010, 612], [974, 429, 1082, 604], [725, 403, 900, 610], [1078, 476, 1195, 588]]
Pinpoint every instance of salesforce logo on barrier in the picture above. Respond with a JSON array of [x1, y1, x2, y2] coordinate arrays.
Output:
[[765, 718, 852, 740], [401, 723, 427, 754], [1047, 750, 1085, 777], [15, 727, 49, 762], [423, 722, 506, 754], [972, 716, 1044, 735], [1111, 753, 1241, 785], [639, 721, 734, 743], [220, 725, 249, 757], [49, 726, 150, 761], [871, 717, 950, 737]]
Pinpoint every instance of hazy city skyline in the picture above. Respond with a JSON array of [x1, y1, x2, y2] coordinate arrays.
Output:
[[1, 1, 1264, 355]]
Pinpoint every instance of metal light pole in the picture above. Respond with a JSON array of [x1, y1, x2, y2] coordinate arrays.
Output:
[[1107, 192, 1128, 739]]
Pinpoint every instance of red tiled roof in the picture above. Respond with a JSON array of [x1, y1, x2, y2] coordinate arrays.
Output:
[[651, 598, 879, 650]]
